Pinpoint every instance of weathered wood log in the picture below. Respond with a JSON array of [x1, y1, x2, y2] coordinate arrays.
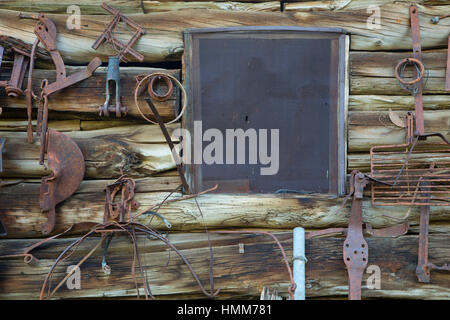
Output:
[[0, 119, 80, 131], [349, 49, 449, 95], [140, 1, 281, 13], [0, 108, 448, 178], [0, 0, 282, 15], [349, 95, 450, 112], [0, 67, 179, 120], [3, 109, 448, 173], [348, 110, 450, 152], [283, 0, 450, 11], [351, 77, 447, 95], [0, 124, 179, 179], [0, 3, 448, 65], [1, 176, 449, 238], [285, 3, 450, 52], [350, 50, 447, 78], [0, 232, 447, 299]]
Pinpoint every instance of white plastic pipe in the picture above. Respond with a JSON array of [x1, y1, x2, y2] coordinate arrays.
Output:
[[293, 227, 306, 300]]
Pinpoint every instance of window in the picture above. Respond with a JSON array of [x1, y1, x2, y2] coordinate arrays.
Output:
[[182, 27, 348, 195]]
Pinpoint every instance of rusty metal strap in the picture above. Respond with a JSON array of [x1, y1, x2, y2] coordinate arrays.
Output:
[[409, 5, 425, 135], [446, 35, 450, 92], [145, 98, 190, 194]]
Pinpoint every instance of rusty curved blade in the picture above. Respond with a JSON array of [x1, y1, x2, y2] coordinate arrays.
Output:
[[40, 130, 85, 235]]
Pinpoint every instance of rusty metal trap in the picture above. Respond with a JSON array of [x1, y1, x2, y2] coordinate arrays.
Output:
[[370, 113, 450, 207]]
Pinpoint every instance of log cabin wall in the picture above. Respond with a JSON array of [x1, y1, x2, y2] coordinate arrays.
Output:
[[0, 0, 448, 299]]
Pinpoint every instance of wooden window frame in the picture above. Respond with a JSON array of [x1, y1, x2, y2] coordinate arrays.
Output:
[[182, 26, 349, 195]]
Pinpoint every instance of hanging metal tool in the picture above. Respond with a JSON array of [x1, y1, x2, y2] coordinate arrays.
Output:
[[19, 12, 101, 235], [92, 2, 145, 118]]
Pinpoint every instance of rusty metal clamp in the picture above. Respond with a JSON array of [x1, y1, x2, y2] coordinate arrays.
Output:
[[99, 56, 127, 117]]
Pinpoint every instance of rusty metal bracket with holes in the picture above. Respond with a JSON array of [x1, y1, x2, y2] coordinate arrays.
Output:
[[343, 171, 369, 300], [306, 170, 409, 300], [19, 12, 101, 235], [91, 3, 145, 117]]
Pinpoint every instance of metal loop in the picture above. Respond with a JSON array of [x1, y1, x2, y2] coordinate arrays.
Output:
[[394, 58, 425, 94], [134, 72, 187, 125], [148, 75, 174, 102]]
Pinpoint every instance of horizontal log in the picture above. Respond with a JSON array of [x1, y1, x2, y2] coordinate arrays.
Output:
[[348, 110, 450, 152], [1, 108, 448, 177], [0, 232, 447, 299], [140, 1, 281, 13], [349, 50, 449, 94], [0, 177, 449, 238], [0, 1, 282, 15], [0, 124, 179, 179], [351, 76, 447, 95], [349, 95, 450, 112], [283, 0, 450, 12], [350, 50, 447, 79], [0, 119, 80, 131], [285, 3, 450, 51], [0, 67, 179, 120], [0, 3, 448, 65]]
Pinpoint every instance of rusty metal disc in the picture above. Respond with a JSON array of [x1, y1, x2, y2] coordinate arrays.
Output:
[[40, 130, 85, 235]]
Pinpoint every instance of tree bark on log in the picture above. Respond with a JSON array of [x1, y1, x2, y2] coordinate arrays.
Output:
[[0, 232, 447, 299]]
